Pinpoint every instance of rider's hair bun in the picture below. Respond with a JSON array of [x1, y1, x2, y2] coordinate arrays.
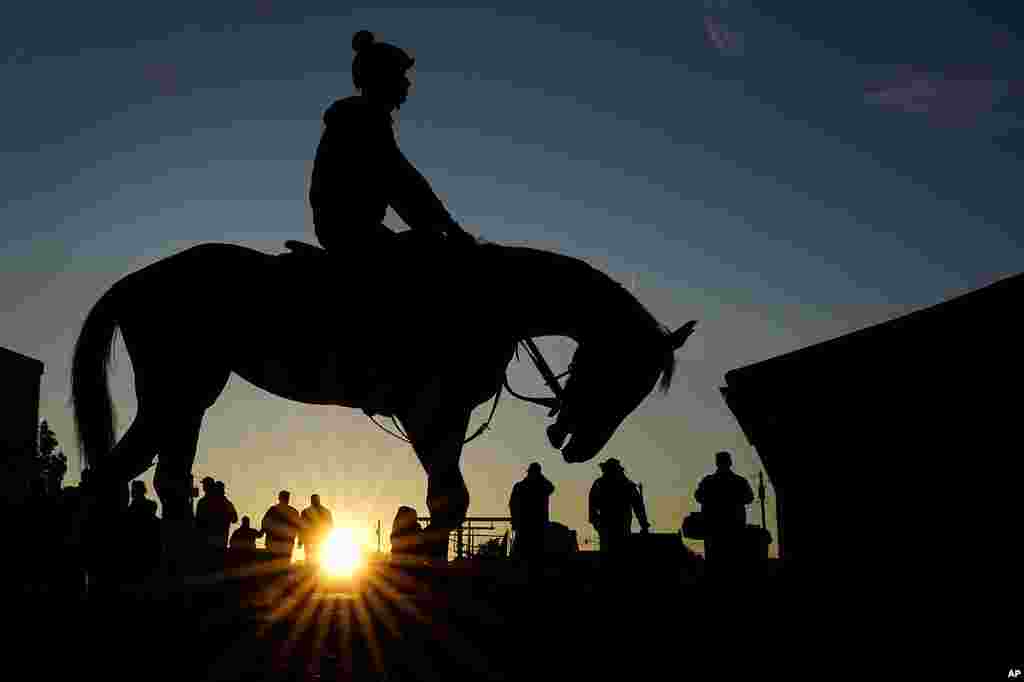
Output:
[[352, 30, 375, 53]]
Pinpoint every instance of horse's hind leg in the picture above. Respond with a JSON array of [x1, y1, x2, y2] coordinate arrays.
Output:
[[100, 415, 159, 506], [128, 345, 230, 573]]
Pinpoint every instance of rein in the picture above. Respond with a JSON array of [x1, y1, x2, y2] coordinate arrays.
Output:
[[504, 338, 568, 417], [367, 381, 504, 446]]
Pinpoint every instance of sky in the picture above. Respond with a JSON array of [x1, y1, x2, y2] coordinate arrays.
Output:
[[2, 2, 1021, 556]]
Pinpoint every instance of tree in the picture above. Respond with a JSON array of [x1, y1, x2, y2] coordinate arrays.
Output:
[[39, 420, 58, 459], [34, 420, 67, 496]]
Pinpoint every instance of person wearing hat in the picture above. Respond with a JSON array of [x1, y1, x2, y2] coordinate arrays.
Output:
[[509, 462, 555, 562], [389, 505, 424, 559], [307, 29, 478, 415], [694, 451, 754, 566], [309, 29, 476, 252], [588, 458, 650, 557]]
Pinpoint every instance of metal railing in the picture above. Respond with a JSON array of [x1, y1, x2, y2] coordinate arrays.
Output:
[[417, 517, 514, 560]]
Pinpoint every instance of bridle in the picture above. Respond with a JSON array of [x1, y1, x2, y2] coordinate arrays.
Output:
[[369, 320, 696, 446], [503, 337, 568, 417]]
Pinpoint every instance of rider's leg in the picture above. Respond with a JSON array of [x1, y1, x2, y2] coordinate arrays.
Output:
[[354, 223, 422, 415]]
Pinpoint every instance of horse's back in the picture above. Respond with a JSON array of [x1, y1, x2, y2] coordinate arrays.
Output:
[[119, 242, 273, 283], [112, 242, 285, 330]]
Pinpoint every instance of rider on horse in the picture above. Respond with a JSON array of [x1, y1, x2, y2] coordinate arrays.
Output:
[[309, 30, 476, 255], [308, 30, 476, 414]]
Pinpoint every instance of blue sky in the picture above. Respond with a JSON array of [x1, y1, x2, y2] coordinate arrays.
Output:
[[3, 2, 1021, 552]]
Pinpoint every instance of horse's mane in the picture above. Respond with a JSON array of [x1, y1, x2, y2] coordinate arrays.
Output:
[[497, 244, 677, 393]]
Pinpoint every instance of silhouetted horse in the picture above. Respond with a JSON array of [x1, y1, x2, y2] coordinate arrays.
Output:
[[71, 233, 693, 562]]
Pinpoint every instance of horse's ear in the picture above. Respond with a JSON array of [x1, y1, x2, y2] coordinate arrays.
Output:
[[667, 320, 697, 350]]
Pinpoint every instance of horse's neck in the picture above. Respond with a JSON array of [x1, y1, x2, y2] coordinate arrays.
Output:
[[497, 245, 647, 344]]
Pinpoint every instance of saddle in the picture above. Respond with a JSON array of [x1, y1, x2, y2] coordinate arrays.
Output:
[[281, 239, 402, 296]]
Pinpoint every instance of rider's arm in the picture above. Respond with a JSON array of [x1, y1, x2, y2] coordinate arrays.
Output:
[[387, 143, 463, 238]]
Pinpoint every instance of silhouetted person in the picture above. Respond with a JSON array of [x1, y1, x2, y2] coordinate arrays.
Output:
[[262, 491, 301, 560], [695, 451, 754, 567], [308, 29, 477, 413], [52, 484, 88, 599], [125, 480, 160, 580], [195, 477, 238, 549], [299, 494, 334, 564], [589, 458, 650, 558], [310, 29, 475, 254], [509, 462, 555, 562], [229, 516, 264, 550], [24, 478, 57, 592], [390, 506, 423, 558], [215, 480, 238, 544], [73, 468, 98, 591], [194, 476, 216, 540]]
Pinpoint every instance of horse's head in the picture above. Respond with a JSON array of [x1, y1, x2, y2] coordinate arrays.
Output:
[[548, 321, 695, 463]]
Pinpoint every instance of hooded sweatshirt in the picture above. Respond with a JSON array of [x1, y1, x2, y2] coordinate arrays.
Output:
[[309, 95, 458, 244]]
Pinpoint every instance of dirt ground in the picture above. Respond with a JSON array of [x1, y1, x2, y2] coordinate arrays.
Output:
[[17, 557, 787, 681]]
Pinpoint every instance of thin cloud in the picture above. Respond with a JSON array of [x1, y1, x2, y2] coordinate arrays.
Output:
[[704, 15, 745, 57], [864, 65, 1021, 133], [142, 63, 178, 96]]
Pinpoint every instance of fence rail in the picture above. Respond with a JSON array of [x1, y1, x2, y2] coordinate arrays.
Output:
[[417, 517, 514, 560]]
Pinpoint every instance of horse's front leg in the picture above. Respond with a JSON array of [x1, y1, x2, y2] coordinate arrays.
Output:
[[400, 381, 472, 560], [423, 461, 470, 560]]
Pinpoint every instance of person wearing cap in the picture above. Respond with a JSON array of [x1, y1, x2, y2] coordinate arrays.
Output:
[[309, 29, 476, 250], [307, 29, 477, 415], [195, 477, 238, 550], [588, 458, 650, 557], [694, 451, 754, 566], [509, 462, 555, 562], [389, 505, 424, 559]]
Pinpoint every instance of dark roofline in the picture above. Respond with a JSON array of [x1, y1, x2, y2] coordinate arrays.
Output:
[[725, 272, 1024, 385], [0, 346, 44, 374]]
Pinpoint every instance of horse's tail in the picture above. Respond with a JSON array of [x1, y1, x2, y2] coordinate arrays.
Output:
[[71, 285, 121, 471]]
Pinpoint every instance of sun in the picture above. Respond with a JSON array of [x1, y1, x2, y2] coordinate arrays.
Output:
[[319, 527, 365, 578]]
